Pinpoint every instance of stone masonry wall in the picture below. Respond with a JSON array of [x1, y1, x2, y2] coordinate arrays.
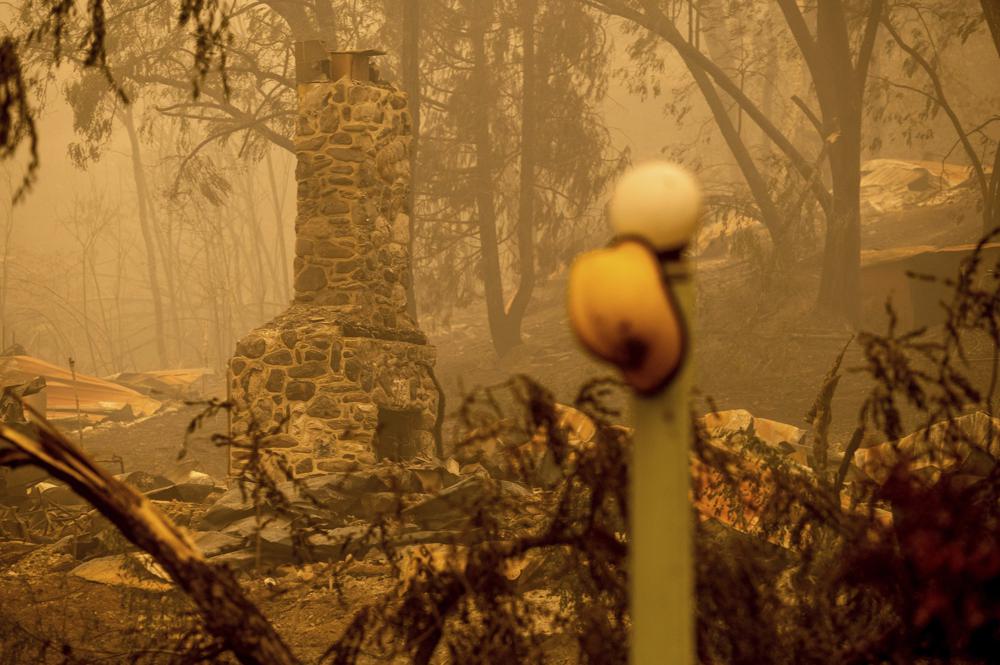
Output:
[[230, 307, 437, 475], [293, 80, 415, 331], [228, 77, 439, 477]]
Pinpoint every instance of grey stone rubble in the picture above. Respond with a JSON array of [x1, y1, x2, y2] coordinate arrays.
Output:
[[1, 403, 894, 589], [0, 431, 555, 587], [189, 457, 540, 569], [0, 396, 578, 586], [29, 457, 538, 587]]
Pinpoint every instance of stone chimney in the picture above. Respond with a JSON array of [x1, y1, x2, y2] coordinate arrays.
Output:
[[228, 46, 439, 476]]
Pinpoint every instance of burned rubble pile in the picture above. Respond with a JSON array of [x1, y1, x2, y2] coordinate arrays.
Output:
[[4, 378, 996, 594], [188, 454, 543, 571], [0, 404, 590, 589], [0, 462, 535, 589], [0, 403, 810, 589]]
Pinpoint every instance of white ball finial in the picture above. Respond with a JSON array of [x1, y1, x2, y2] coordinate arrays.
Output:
[[609, 161, 702, 251]]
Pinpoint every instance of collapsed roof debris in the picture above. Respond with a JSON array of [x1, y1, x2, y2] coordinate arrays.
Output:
[[860, 158, 979, 215], [854, 411, 1000, 487], [0, 355, 161, 423], [107, 368, 213, 399]]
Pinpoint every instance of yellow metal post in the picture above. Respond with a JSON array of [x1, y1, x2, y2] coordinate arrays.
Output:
[[631, 257, 693, 665]]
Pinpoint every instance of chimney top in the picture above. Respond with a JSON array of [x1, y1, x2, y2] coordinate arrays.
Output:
[[295, 41, 387, 84]]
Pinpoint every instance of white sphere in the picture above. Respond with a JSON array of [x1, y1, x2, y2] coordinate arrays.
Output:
[[609, 161, 702, 250]]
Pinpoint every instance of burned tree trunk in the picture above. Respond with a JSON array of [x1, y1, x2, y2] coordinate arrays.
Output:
[[469, 0, 521, 357], [778, 0, 881, 325], [0, 411, 301, 665], [505, 0, 539, 343], [467, 0, 540, 357], [120, 107, 170, 367], [984, 0, 1000, 56], [984, 0, 1000, 233], [817, 117, 863, 326]]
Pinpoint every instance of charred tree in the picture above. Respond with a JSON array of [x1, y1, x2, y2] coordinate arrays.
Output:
[[595, 0, 883, 324], [792, 0, 874, 325], [982, 0, 1000, 232], [120, 106, 170, 367], [984, 0, 1000, 55], [468, 0, 517, 356], [508, 0, 539, 350]]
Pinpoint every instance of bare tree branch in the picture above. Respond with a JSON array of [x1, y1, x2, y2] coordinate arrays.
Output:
[[791, 94, 824, 136], [774, 0, 821, 77], [0, 408, 302, 665], [588, 0, 833, 214], [982, 0, 1000, 58], [855, 0, 886, 90], [882, 13, 989, 205]]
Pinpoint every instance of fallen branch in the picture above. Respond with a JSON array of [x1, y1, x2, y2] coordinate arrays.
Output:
[[0, 407, 301, 665]]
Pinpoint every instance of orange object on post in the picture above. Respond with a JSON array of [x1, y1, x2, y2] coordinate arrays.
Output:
[[567, 239, 686, 394]]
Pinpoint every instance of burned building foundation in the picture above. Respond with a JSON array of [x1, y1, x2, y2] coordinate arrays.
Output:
[[229, 51, 439, 476]]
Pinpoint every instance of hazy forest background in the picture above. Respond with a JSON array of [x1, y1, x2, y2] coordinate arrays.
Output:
[[1, 0, 1000, 663], [2, 0, 996, 384]]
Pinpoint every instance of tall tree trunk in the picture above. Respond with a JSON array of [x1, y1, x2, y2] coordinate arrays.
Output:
[[153, 211, 183, 365], [262, 0, 317, 41], [313, 0, 338, 44], [984, 0, 1000, 56], [146, 123, 186, 364], [468, 0, 539, 356], [469, 0, 517, 356], [402, 0, 421, 322], [78, 243, 100, 373], [812, 0, 867, 324], [982, 0, 1000, 233], [505, 0, 538, 336], [817, 125, 862, 325], [0, 180, 14, 350], [120, 107, 169, 367], [698, 0, 743, 180], [754, 4, 781, 154]]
